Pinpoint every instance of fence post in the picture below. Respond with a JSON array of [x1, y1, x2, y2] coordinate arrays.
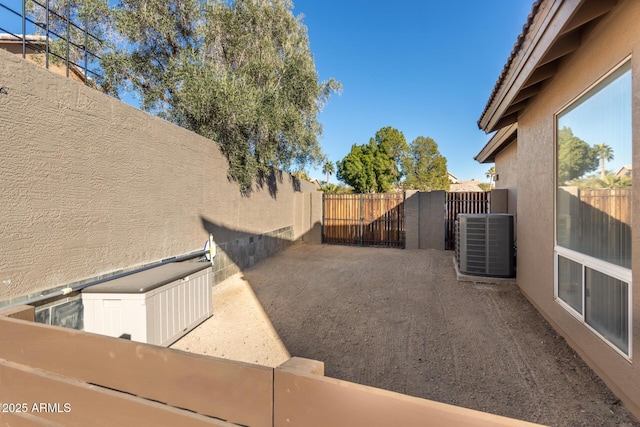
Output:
[[420, 191, 446, 249], [359, 193, 363, 246], [404, 191, 419, 249], [489, 189, 508, 213]]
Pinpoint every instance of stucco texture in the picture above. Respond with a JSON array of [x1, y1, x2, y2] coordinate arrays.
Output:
[[513, 0, 640, 417], [0, 49, 318, 301]]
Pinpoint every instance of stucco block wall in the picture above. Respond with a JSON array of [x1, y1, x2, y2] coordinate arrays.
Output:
[[0, 48, 318, 304], [404, 190, 445, 250], [515, 0, 640, 415]]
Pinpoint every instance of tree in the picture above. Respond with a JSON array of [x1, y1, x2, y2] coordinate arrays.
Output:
[[320, 182, 351, 194], [322, 160, 335, 184], [402, 136, 449, 191], [372, 126, 410, 185], [557, 127, 598, 185], [597, 174, 631, 188], [485, 166, 496, 188], [336, 126, 411, 193], [292, 170, 312, 182], [101, 0, 341, 193], [337, 138, 397, 193], [568, 172, 631, 189], [592, 143, 614, 178]]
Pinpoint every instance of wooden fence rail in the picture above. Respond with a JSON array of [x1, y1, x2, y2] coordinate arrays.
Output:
[[323, 193, 405, 248], [0, 307, 542, 427], [0, 311, 272, 427]]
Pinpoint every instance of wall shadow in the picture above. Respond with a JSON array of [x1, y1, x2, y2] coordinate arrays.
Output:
[[201, 216, 320, 284], [237, 168, 304, 199]]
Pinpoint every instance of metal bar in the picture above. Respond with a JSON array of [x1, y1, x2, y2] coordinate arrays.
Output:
[[21, 0, 25, 58], [65, 5, 70, 78], [45, 0, 49, 68], [359, 193, 363, 246], [30, 0, 104, 43], [84, 16, 88, 84]]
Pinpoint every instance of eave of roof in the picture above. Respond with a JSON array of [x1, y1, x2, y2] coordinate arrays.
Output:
[[477, 0, 618, 135], [474, 123, 517, 164]]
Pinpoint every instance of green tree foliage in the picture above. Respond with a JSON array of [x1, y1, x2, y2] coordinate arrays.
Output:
[[567, 172, 631, 189], [320, 182, 351, 194], [402, 136, 449, 191], [336, 126, 410, 193], [485, 166, 496, 188], [322, 160, 335, 184], [592, 143, 614, 178], [291, 170, 312, 182], [337, 142, 386, 193], [557, 127, 598, 185], [101, 0, 341, 193], [27, 0, 111, 71], [372, 126, 410, 185]]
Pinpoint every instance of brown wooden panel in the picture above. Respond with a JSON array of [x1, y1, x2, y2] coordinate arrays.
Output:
[[273, 366, 542, 427], [0, 359, 235, 427], [323, 193, 404, 248], [0, 411, 65, 427], [0, 317, 273, 427], [0, 304, 35, 321]]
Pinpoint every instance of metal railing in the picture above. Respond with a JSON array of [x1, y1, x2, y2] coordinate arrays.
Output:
[[0, 0, 103, 85]]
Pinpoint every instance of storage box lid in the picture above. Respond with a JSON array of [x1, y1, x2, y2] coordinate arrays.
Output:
[[82, 262, 210, 294]]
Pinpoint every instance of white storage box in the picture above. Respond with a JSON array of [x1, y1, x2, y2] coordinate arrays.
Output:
[[82, 262, 212, 347]]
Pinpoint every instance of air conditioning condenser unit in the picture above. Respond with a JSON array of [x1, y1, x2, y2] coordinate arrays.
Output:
[[456, 214, 514, 278]]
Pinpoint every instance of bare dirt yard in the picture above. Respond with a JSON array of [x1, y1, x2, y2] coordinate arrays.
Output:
[[239, 244, 638, 427]]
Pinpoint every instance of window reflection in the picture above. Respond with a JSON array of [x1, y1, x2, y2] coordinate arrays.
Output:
[[556, 62, 632, 268]]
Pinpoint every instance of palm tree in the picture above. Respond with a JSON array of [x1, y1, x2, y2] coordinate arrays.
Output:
[[322, 160, 335, 184], [485, 166, 496, 188], [593, 143, 614, 178]]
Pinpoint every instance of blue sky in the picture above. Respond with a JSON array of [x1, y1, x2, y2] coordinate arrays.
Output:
[[293, 0, 534, 182]]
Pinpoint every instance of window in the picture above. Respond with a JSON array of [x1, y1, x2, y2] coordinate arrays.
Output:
[[555, 60, 632, 357]]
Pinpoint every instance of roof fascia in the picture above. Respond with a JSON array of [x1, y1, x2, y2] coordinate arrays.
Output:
[[479, 0, 584, 133], [474, 123, 518, 164]]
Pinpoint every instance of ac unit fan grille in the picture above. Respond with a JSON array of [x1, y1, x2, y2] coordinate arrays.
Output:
[[456, 214, 514, 278]]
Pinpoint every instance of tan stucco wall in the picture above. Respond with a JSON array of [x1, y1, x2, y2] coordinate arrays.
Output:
[[494, 141, 517, 217], [514, 0, 640, 416], [0, 48, 318, 302], [404, 190, 445, 250]]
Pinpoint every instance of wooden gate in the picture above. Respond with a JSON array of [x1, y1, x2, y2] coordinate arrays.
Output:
[[323, 193, 405, 248], [445, 192, 490, 250]]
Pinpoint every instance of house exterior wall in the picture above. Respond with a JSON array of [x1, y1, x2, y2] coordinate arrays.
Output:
[[494, 141, 517, 217], [0, 48, 319, 305], [515, 0, 640, 416]]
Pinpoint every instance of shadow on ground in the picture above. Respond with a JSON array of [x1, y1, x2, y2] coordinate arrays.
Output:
[[240, 244, 638, 427]]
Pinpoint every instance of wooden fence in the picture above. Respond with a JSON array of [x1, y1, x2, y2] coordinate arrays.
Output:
[[445, 192, 490, 250], [0, 306, 541, 427], [323, 193, 405, 248]]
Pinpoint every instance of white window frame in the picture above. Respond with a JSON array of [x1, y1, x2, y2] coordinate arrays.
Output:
[[553, 57, 633, 360], [554, 247, 632, 359]]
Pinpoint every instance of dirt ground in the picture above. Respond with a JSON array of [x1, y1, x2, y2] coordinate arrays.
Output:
[[236, 244, 638, 427], [171, 273, 291, 367]]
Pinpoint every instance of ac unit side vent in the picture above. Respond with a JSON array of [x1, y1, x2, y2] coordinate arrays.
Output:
[[456, 214, 514, 278]]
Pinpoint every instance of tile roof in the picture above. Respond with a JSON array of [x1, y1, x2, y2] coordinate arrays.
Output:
[[477, 0, 544, 129]]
